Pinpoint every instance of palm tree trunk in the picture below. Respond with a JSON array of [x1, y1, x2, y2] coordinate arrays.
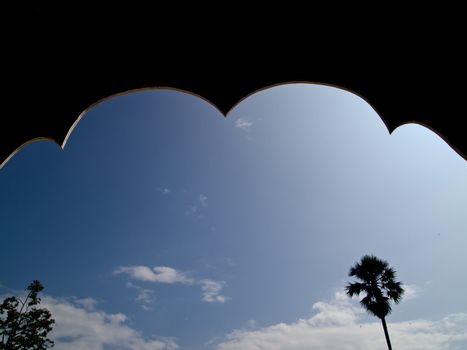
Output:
[[381, 317, 392, 350]]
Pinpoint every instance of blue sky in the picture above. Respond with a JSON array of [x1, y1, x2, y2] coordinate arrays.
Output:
[[1, 84, 466, 349]]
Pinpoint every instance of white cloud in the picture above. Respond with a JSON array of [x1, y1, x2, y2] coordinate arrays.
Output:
[[73, 297, 98, 311], [114, 265, 229, 305], [215, 291, 467, 350], [200, 279, 228, 304], [114, 266, 193, 284], [235, 118, 253, 131], [117, 267, 226, 309], [40, 296, 178, 350], [199, 194, 208, 207]]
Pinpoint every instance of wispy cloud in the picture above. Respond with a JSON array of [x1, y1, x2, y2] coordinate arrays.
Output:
[[114, 265, 229, 304], [235, 118, 253, 131], [199, 194, 208, 207], [215, 290, 467, 349], [185, 205, 198, 216], [200, 279, 228, 304], [185, 194, 208, 217], [156, 187, 171, 195], [39, 295, 178, 350], [126, 282, 156, 311], [403, 284, 421, 301], [136, 289, 155, 311], [223, 257, 237, 267], [114, 266, 193, 284]]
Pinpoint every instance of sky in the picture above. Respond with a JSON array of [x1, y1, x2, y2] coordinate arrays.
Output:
[[1, 83, 467, 349]]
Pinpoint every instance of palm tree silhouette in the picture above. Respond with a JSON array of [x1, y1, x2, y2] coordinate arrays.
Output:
[[345, 255, 404, 350]]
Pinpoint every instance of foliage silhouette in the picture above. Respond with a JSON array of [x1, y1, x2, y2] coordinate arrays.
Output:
[[0, 280, 54, 349], [346, 255, 404, 350]]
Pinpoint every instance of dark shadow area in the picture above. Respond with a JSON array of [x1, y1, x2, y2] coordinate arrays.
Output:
[[2, 3, 467, 167]]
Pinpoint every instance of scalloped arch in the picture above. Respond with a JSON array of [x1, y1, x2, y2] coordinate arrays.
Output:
[[2, 82, 465, 170]]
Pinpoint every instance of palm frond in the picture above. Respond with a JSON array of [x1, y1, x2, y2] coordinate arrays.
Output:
[[345, 282, 366, 297], [346, 255, 403, 319]]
